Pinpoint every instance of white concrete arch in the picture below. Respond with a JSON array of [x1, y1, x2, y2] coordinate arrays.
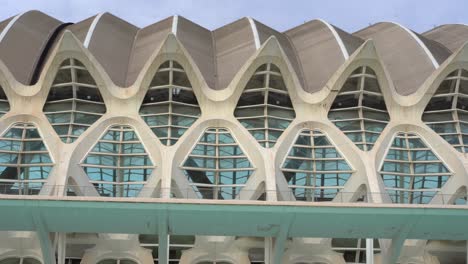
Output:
[[0, 114, 62, 195], [398, 41, 468, 108], [38, 31, 116, 104], [171, 118, 266, 200], [373, 123, 468, 205], [321, 40, 396, 115], [66, 116, 163, 198], [134, 33, 209, 103], [273, 121, 368, 203], [227, 36, 303, 110]]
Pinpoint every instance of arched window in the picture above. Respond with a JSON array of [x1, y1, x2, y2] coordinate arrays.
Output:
[[0, 257, 41, 264], [379, 132, 451, 204], [281, 130, 353, 201], [196, 262, 232, 264], [81, 125, 153, 197], [181, 127, 254, 199], [96, 259, 137, 264], [328, 66, 389, 151], [234, 63, 295, 148], [0, 123, 53, 195], [139, 60, 201, 146], [332, 238, 380, 263], [422, 69, 468, 153], [43, 58, 105, 143], [139, 234, 194, 263]]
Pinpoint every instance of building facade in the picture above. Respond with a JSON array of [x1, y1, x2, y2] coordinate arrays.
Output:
[[0, 10, 467, 264]]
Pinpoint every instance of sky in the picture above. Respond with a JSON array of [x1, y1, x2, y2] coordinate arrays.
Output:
[[0, 0, 467, 33]]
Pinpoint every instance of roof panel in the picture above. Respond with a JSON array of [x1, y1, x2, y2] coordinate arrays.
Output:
[[84, 13, 139, 87], [176, 16, 216, 88], [126, 16, 173, 86], [354, 22, 450, 95], [285, 20, 362, 93], [251, 19, 305, 88], [68, 15, 96, 43], [0, 11, 62, 84], [423, 24, 468, 53], [213, 18, 257, 90]]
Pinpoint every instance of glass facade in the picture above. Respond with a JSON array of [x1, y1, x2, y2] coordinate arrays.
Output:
[[379, 132, 451, 204], [281, 129, 353, 201], [328, 66, 389, 151], [0, 123, 52, 195], [43, 58, 106, 143], [181, 127, 254, 199], [422, 69, 468, 153], [0, 85, 9, 117], [234, 63, 295, 148], [81, 125, 153, 197], [139, 60, 201, 146]]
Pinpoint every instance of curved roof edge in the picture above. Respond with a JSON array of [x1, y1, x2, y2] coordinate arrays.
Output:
[[423, 24, 468, 53], [0, 10, 63, 85], [316, 18, 350, 59], [0, 11, 460, 94], [247, 17, 261, 49], [83, 13, 105, 48], [0, 12, 26, 42], [388, 22, 440, 68], [171, 15, 178, 35]]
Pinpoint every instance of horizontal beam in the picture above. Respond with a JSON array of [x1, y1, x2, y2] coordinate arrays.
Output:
[[1, 196, 468, 240]]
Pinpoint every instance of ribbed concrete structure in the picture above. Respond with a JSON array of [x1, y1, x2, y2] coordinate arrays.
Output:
[[0, 10, 467, 264]]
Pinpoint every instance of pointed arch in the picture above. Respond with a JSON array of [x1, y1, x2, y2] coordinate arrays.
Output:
[[0, 122, 53, 195], [450, 186, 467, 205], [181, 127, 254, 200], [280, 129, 353, 201], [80, 124, 154, 197], [37, 30, 114, 99], [379, 131, 452, 204], [234, 62, 295, 148], [331, 238, 380, 263], [328, 66, 390, 151], [43, 58, 106, 143], [422, 68, 468, 153], [139, 59, 201, 146]]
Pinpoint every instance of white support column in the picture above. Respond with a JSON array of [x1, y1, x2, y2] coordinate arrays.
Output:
[[381, 214, 420, 264], [273, 216, 294, 264], [33, 213, 56, 264], [366, 238, 374, 264], [158, 211, 169, 264], [57, 232, 66, 264], [264, 237, 273, 264], [382, 237, 406, 264]]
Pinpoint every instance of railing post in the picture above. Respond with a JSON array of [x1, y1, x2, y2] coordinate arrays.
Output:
[[366, 238, 374, 264]]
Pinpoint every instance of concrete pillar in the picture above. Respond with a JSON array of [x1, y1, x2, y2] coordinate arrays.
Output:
[[366, 238, 374, 264]]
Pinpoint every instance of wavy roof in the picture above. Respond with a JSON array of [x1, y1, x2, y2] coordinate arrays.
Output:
[[0, 11, 461, 95], [423, 24, 468, 53], [354, 22, 451, 95]]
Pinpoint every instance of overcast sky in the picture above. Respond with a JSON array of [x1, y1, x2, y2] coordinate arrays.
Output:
[[0, 0, 466, 33]]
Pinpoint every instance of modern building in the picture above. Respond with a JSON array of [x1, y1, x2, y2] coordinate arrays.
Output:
[[0, 10, 468, 264]]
